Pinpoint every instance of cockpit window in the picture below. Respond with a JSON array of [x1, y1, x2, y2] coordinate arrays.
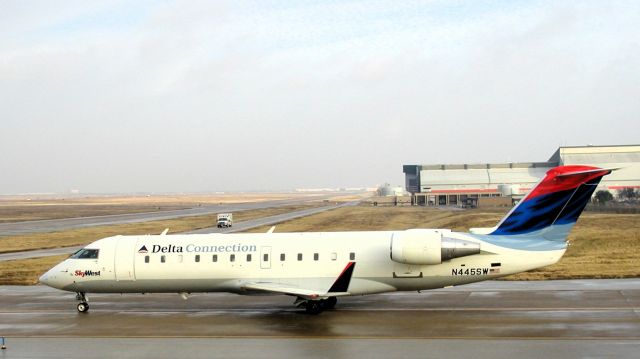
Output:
[[70, 248, 99, 259]]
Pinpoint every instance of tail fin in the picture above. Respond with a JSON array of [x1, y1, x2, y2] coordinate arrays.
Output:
[[489, 165, 611, 240]]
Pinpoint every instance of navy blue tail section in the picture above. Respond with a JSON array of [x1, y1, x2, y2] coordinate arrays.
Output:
[[489, 166, 611, 238]]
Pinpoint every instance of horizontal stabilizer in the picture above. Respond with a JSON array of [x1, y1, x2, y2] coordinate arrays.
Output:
[[555, 167, 619, 177]]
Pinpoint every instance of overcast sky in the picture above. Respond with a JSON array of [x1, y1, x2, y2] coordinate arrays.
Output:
[[1, 1, 639, 193]]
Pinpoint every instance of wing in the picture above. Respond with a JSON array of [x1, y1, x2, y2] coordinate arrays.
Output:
[[241, 262, 356, 299]]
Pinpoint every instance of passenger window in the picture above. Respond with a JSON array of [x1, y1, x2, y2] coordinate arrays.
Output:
[[280, 253, 285, 261], [331, 252, 337, 261], [212, 254, 218, 262], [247, 254, 252, 262], [177, 255, 183, 263], [297, 253, 303, 261], [145, 255, 150, 263], [230, 254, 236, 262], [314, 253, 319, 261], [195, 255, 200, 263], [161, 255, 166, 263], [350, 252, 355, 261], [263, 253, 269, 262]]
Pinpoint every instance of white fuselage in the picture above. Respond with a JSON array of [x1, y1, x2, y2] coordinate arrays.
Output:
[[40, 229, 565, 296]]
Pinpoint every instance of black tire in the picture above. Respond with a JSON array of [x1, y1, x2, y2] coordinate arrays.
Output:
[[305, 301, 323, 315], [77, 302, 89, 313], [323, 296, 337, 309]]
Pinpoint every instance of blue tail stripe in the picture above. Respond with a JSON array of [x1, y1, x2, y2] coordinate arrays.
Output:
[[491, 189, 574, 235], [554, 178, 602, 225], [482, 167, 610, 250]]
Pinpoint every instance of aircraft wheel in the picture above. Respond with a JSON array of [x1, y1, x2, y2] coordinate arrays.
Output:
[[323, 297, 337, 309], [305, 301, 323, 315], [77, 302, 89, 313]]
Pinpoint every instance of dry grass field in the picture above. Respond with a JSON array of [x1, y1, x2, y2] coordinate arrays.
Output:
[[246, 206, 503, 233], [1, 205, 638, 285], [0, 193, 318, 223], [0, 204, 189, 223], [0, 255, 68, 285], [0, 203, 325, 254]]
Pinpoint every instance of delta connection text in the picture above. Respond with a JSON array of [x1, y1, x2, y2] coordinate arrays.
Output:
[[148, 243, 257, 254]]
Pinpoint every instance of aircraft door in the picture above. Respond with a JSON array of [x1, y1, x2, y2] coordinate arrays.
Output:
[[260, 246, 271, 269], [114, 237, 137, 281]]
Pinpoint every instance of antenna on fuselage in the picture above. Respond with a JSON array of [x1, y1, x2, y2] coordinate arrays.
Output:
[[160, 228, 169, 235]]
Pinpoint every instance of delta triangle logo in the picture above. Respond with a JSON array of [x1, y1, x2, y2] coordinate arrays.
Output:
[[138, 245, 148, 254]]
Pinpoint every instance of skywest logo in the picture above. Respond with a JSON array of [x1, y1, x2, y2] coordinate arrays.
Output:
[[74, 270, 101, 277], [139, 244, 257, 254]]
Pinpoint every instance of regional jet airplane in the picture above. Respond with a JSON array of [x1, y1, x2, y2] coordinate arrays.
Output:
[[40, 165, 610, 314]]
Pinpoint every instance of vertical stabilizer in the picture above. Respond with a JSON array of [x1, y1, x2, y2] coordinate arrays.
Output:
[[489, 166, 611, 241]]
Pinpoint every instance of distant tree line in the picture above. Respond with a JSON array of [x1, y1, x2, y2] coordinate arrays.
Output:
[[593, 188, 639, 206], [618, 188, 639, 201]]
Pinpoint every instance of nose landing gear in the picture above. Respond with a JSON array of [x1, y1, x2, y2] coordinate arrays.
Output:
[[75, 292, 89, 313]]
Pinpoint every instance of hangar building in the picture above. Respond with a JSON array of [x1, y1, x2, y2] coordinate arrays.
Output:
[[403, 144, 640, 206]]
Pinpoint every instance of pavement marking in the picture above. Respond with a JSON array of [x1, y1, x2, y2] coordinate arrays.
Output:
[[1, 307, 638, 314], [5, 335, 640, 340]]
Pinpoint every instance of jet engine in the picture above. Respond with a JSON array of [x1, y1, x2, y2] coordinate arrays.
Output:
[[390, 229, 480, 265]]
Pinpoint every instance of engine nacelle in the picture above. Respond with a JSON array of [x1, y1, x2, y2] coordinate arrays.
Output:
[[390, 229, 480, 265]]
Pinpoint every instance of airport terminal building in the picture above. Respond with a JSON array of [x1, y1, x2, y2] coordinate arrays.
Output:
[[403, 145, 640, 206]]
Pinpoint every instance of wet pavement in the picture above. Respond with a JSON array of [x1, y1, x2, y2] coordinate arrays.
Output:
[[1, 338, 638, 359], [0, 280, 639, 358]]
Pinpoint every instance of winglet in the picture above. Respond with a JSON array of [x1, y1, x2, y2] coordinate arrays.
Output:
[[328, 262, 356, 293]]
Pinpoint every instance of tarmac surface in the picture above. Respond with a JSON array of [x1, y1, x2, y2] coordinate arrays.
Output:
[[0, 202, 353, 262], [0, 195, 339, 236], [0, 280, 638, 358]]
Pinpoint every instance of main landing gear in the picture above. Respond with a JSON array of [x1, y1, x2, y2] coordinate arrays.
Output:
[[76, 292, 89, 313], [298, 296, 338, 315]]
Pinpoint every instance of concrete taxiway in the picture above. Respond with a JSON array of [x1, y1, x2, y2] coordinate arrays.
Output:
[[186, 201, 356, 235], [0, 196, 339, 236], [0, 202, 355, 262], [0, 280, 638, 358]]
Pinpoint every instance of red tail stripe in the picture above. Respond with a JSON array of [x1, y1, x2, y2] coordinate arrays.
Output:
[[526, 166, 609, 200]]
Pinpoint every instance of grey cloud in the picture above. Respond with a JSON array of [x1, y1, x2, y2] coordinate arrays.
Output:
[[1, 1, 639, 193]]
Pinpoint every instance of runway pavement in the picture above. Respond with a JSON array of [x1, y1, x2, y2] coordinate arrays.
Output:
[[0, 196, 337, 236], [0, 280, 638, 358], [185, 201, 357, 234], [1, 338, 637, 359], [0, 202, 355, 262]]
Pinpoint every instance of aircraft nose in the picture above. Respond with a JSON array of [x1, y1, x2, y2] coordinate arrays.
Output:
[[39, 269, 54, 286], [39, 267, 70, 290]]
